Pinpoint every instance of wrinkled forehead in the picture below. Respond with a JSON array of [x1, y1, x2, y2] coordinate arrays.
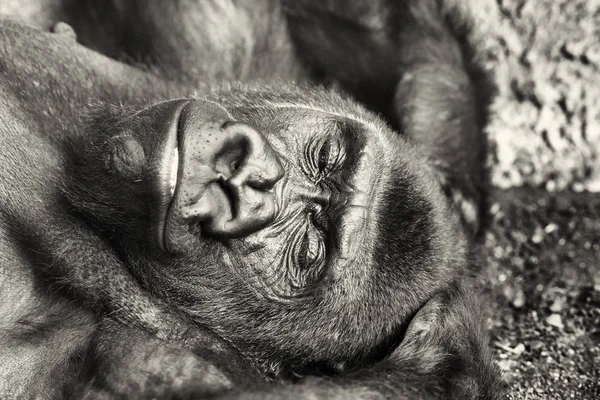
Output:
[[226, 99, 395, 159], [203, 85, 393, 133]]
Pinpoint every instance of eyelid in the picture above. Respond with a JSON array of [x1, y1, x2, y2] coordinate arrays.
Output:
[[317, 139, 333, 174], [306, 228, 321, 261], [295, 218, 325, 270], [314, 136, 345, 177]]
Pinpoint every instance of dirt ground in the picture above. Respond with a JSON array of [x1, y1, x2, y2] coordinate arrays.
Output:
[[484, 0, 600, 398]]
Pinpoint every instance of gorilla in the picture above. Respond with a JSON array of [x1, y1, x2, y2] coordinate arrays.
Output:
[[0, 0, 504, 398]]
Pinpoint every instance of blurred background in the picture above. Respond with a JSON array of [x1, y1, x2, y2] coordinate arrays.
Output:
[[476, 1, 599, 398]]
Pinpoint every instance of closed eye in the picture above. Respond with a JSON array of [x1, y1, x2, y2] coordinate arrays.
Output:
[[296, 225, 325, 271], [308, 136, 345, 179]]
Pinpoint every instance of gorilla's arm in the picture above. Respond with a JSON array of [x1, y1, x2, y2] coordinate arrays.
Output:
[[0, 21, 242, 397], [0, 20, 213, 341], [80, 319, 249, 399], [65, 0, 303, 83], [216, 279, 504, 400]]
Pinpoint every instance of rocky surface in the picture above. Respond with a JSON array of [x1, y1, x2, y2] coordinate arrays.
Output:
[[483, 1, 600, 398], [487, 189, 600, 399], [486, 0, 600, 193]]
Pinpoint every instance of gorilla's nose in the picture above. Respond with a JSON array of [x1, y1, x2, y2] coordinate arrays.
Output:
[[172, 101, 283, 240]]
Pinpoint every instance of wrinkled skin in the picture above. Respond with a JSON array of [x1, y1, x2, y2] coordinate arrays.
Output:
[[0, 0, 505, 399]]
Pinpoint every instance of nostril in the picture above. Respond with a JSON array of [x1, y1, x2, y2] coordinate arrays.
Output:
[[220, 120, 237, 130], [215, 144, 246, 177], [216, 175, 238, 218], [230, 158, 242, 173], [219, 122, 284, 188], [244, 155, 284, 192], [247, 179, 275, 192]]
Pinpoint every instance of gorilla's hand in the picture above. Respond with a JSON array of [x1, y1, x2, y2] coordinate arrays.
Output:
[[81, 319, 235, 399]]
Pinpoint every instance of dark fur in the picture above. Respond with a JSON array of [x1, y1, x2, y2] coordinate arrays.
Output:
[[284, 0, 496, 234], [0, 1, 505, 398]]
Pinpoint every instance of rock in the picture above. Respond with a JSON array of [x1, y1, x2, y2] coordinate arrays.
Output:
[[544, 223, 558, 234], [546, 314, 564, 329], [584, 43, 600, 66], [546, 180, 557, 192], [532, 226, 545, 244], [513, 343, 526, 355], [572, 182, 585, 192], [549, 297, 566, 312], [585, 170, 600, 193], [534, 81, 561, 105], [513, 288, 526, 308], [561, 40, 587, 60]]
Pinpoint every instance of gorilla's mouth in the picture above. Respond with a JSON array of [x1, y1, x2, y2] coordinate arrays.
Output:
[[155, 101, 188, 253], [161, 143, 180, 252]]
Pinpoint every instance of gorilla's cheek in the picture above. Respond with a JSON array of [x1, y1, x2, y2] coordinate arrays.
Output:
[[219, 235, 298, 297]]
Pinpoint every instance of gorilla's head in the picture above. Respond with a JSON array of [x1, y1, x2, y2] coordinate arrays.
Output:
[[68, 84, 466, 371]]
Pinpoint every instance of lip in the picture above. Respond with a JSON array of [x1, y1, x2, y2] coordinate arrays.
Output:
[[155, 100, 190, 252]]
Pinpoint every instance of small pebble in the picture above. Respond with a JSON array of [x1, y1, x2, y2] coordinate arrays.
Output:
[[490, 203, 501, 215], [549, 298, 565, 312], [544, 223, 558, 234], [536, 284, 544, 292], [513, 289, 526, 308], [546, 314, 564, 329], [561, 40, 587, 59], [572, 182, 585, 192], [532, 227, 544, 244], [513, 343, 526, 355]]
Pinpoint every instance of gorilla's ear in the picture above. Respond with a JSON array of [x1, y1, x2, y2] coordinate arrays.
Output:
[[403, 297, 443, 343]]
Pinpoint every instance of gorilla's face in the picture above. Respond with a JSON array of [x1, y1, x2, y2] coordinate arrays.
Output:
[[71, 87, 462, 368], [159, 97, 398, 297]]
